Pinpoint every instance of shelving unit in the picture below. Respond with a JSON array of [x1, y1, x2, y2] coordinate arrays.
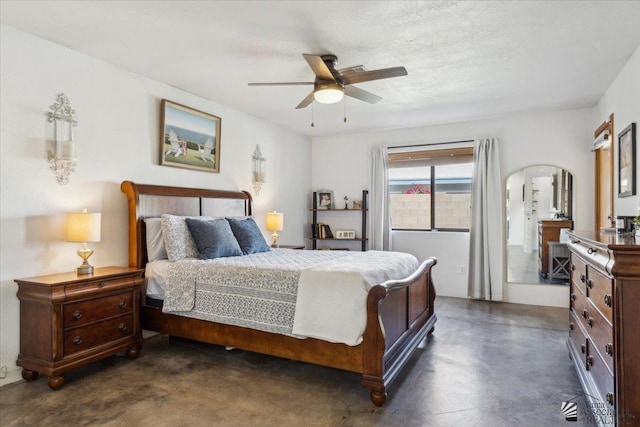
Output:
[[310, 190, 368, 251]]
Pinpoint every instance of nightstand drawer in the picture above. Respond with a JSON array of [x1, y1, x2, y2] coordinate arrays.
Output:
[[65, 276, 137, 301], [64, 291, 133, 328], [64, 314, 133, 355]]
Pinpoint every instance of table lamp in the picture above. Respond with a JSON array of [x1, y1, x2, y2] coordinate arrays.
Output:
[[266, 211, 283, 247], [67, 209, 101, 274]]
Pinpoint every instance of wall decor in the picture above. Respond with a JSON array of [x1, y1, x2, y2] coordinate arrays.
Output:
[[315, 190, 334, 209], [618, 123, 636, 197], [47, 93, 78, 184], [160, 99, 221, 173], [252, 144, 266, 195]]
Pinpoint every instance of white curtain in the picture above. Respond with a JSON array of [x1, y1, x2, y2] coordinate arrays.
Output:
[[370, 146, 391, 250], [468, 138, 503, 301]]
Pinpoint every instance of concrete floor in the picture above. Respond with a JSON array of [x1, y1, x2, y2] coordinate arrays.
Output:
[[0, 297, 591, 426]]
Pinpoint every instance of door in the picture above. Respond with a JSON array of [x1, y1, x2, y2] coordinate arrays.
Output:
[[594, 115, 614, 230]]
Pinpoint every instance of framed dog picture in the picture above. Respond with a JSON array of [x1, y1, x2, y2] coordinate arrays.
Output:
[[160, 99, 221, 173]]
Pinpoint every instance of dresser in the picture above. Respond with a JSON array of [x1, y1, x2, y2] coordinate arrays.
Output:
[[15, 267, 144, 389], [567, 231, 640, 426], [538, 219, 572, 277]]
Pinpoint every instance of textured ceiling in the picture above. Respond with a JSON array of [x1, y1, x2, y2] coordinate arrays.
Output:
[[2, 1, 640, 137]]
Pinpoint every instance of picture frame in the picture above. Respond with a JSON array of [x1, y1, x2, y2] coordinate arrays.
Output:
[[352, 200, 362, 210], [618, 123, 636, 198], [336, 230, 356, 239], [316, 190, 334, 209], [160, 99, 221, 173]]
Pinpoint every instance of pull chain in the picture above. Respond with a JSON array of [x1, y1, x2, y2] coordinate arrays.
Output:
[[311, 102, 315, 127], [343, 98, 347, 123]]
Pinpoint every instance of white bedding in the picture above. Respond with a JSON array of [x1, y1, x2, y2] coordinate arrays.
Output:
[[146, 248, 419, 346]]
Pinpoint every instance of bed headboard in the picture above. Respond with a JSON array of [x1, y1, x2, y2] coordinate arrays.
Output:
[[121, 181, 253, 269]]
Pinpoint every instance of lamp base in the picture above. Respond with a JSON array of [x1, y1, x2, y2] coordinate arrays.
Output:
[[271, 231, 279, 248], [76, 263, 94, 275]]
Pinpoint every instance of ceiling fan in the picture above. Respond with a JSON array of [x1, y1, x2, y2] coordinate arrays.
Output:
[[248, 54, 408, 109]]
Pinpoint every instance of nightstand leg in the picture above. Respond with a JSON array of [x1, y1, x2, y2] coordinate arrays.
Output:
[[47, 375, 65, 390], [125, 345, 141, 359], [21, 369, 39, 382]]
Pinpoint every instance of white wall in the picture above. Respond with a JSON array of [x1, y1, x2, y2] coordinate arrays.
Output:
[[592, 44, 640, 218], [0, 25, 311, 385], [312, 109, 594, 305]]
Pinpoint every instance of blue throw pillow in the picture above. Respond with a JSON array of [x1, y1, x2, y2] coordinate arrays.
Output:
[[185, 218, 242, 259], [226, 217, 270, 254]]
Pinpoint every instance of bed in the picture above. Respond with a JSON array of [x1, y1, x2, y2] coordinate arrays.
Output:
[[121, 180, 437, 406]]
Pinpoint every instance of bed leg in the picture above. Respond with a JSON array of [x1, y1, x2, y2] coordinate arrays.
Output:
[[370, 390, 387, 407], [428, 326, 435, 334]]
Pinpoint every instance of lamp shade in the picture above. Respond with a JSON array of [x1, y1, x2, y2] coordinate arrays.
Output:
[[266, 212, 283, 232], [67, 210, 101, 242]]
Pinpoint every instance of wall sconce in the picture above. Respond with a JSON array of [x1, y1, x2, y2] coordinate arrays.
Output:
[[67, 209, 101, 274], [252, 144, 266, 195], [47, 94, 78, 185], [266, 211, 283, 247]]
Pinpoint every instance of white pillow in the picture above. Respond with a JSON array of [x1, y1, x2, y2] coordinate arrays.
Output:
[[144, 218, 168, 261], [161, 214, 200, 261]]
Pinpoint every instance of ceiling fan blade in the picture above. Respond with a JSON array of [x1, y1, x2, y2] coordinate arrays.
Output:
[[295, 91, 315, 109], [341, 66, 408, 85], [302, 54, 336, 82], [248, 82, 314, 86], [344, 86, 382, 104]]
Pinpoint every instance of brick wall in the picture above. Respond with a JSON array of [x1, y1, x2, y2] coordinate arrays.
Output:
[[390, 192, 471, 229]]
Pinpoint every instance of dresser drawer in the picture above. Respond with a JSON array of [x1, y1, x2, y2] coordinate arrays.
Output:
[[65, 276, 137, 301], [569, 312, 587, 357], [64, 291, 133, 328], [586, 268, 613, 324], [571, 289, 591, 332], [587, 339, 615, 409], [63, 314, 133, 355], [570, 254, 587, 295], [585, 304, 614, 374]]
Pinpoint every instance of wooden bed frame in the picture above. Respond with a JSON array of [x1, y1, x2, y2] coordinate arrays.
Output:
[[121, 180, 437, 406]]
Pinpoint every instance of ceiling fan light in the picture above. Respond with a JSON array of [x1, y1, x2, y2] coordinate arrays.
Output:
[[314, 83, 344, 104]]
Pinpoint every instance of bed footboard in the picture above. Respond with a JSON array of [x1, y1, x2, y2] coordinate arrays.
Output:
[[361, 257, 437, 406]]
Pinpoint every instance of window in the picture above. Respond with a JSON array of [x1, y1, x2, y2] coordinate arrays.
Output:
[[388, 146, 473, 231]]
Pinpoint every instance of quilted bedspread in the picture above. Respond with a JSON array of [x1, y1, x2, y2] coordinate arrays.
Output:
[[162, 249, 419, 345]]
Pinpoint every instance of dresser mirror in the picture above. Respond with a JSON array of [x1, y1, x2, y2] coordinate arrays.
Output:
[[506, 165, 573, 285]]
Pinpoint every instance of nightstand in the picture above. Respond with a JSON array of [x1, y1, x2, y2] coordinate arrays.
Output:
[[274, 244, 306, 250], [15, 266, 144, 390]]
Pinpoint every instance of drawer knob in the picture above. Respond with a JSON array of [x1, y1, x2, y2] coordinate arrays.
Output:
[[570, 293, 577, 301], [569, 323, 574, 331], [605, 343, 613, 356], [580, 344, 586, 354], [604, 294, 612, 307], [586, 279, 593, 290], [580, 273, 586, 283], [587, 247, 596, 255], [73, 335, 83, 345], [587, 317, 593, 328], [118, 323, 127, 332], [571, 264, 576, 271], [581, 309, 588, 319], [606, 392, 614, 405], [118, 300, 127, 309], [72, 310, 83, 320]]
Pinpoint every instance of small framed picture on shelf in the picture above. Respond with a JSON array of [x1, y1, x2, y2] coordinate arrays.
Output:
[[336, 230, 356, 239], [316, 190, 334, 209], [352, 200, 362, 210]]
